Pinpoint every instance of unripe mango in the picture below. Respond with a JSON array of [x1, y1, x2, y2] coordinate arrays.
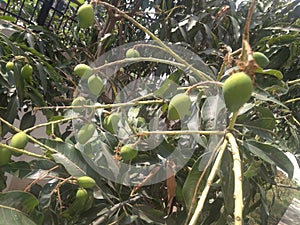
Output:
[[10, 131, 29, 156], [6, 61, 14, 71], [253, 52, 269, 68], [71, 97, 86, 113], [77, 4, 94, 28], [75, 188, 88, 203], [77, 123, 96, 144], [103, 113, 119, 134], [126, 48, 140, 58], [87, 75, 104, 96], [77, 176, 96, 188], [65, 188, 89, 216], [222, 72, 253, 112], [136, 117, 146, 127], [120, 144, 138, 161], [21, 64, 33, 84], [0, 147, 11, 166], [73, 64, 93, 79], [167, 93, 192, 120]]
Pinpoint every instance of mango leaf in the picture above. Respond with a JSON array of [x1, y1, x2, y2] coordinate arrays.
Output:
[[257, 182, 269, 225], [182, 157, 208, 209], [220, 149, 234, 214], [135, 204, 165, 224], [0, 191, 38, 214], [27, 87, 45, 107], [247, 140, 294, 178], [154, 70, 182, 98], [252, 88, 288, 109], [6, 161, 31, 178], [20, 111, 36, 131], [199, 94, 226, 170], [246, 106, 276, 131], [0, 15, 16, 22], [0, 206, 37, 225], [0, 93, 19, 136], [241, 141, 274, 165], [255, 68, 283, 80], [267, 34, 296, 46], [43, 139, 114, 195]]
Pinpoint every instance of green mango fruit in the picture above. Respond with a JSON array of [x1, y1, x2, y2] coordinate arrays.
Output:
[[103, 113, 120, 134], [136, 117, 146, 127], [63, 188, 89, 217], [77, 4, 94, 28], [125, 48, 140, 58], [77, 123, 96, 144], [10, 131, 28, 156], [87, 75, 104, 96], [0, 147, 11, 166], [120, 144, 138, 161], [73, 64, 93, 79], [253, 52, 269, 68], [222, 72, 253, 112], [167, 93, 192, 120], [77, 176, 96, 188], [21, 64, 33, 84], [6, 62, 14, 71], [71, 97, 86, 113]]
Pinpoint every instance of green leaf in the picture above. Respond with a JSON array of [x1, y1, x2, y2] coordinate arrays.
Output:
[[6, 161, 31, 178], [153, 70, 182, 98], [20, 111, 36, 131], [13, 64, 25, 103], [257, 183, 269, 225], [252, 88, 288, 109], [241, 141, 275, 165], [0, 15, 16, 22], [182, 157, 208, 209], [247, 140, 294, 178], [0, 93, 19, 136], [27, 87, 45, 107], [220, 149, 234, 214], [43, 139, 114, 195], [0, 191, 38, 214], [246, 106, 276, 131], [135, 204, 165, 224], [267, 34, 296, 46], [255, 68, 283, 80], [0, 206, 37, 225]]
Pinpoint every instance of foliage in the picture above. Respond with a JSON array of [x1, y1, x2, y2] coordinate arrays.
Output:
[[0, 0, 299, 225]]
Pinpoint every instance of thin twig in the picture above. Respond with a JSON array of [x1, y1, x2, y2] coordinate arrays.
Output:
[[24, 165, 60, 192], [0, 143, 48, 159], [93, 57, 186, 76], [287, 78, 300, 85], [34, 99, 164, 111], [138, 130, 225, 136], [284, 97, 300, 104], [23, 116, 80, 133], [185, 81, 223, 94]]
